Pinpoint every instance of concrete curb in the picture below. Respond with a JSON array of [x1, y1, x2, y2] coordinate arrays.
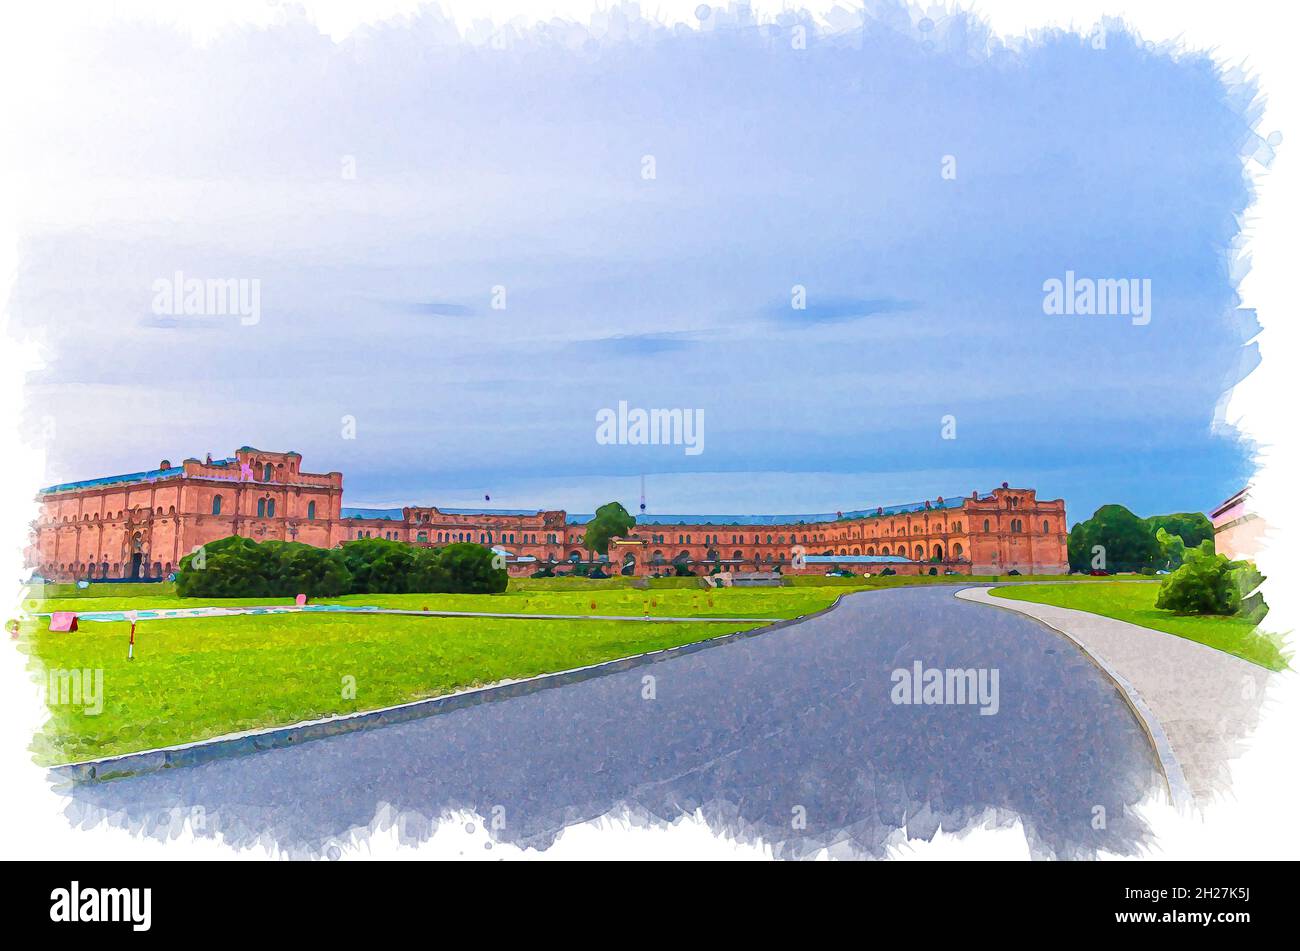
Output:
[[48, 594, 854, 787], [954, 586, 1195, 810]]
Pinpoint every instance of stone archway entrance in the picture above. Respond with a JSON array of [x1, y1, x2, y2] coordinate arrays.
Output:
[[129, 532, 145, 579]]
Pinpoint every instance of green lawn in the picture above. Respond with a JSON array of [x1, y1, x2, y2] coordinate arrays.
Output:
[[21, 585, 846, 620], [22, 612, 767, 765], [20, 574, 1204, 764], [19, 573, 1133, 616], [991, 582, 1288, 671]]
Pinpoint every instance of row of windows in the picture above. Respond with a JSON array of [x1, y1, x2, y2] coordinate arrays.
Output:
[[982, 518, 1052, 534], [210, 496, 317, 520], [45, 561, 172, 577]]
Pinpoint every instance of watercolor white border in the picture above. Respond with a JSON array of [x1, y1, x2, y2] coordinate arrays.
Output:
[[0, 0, 1296, 861]]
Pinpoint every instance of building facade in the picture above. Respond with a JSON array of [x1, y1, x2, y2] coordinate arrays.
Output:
[[28, 446, 1070, 580], [1211, 486, 1265, 561]]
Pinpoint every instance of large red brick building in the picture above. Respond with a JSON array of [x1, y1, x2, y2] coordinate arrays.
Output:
[[28, 446, 1069, 580]]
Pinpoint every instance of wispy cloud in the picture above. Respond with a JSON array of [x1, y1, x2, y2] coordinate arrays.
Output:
[[763, 296, 918, 324]]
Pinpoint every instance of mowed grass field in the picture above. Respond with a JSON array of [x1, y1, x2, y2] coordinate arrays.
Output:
[[21, 612, 773, 765], [22, 572, 1127, 615], [25, 586, 842, 620], [16, 574, 1176, 764], [991, 582, 1288, 671], [19, 580, 858, 765]]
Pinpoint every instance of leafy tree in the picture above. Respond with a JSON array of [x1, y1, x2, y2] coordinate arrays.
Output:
[[582, 502, 635, 557], [1154, 527, 1186, 571], [1145, 512, 1213, 550], [1067, 504, 1161, 573]]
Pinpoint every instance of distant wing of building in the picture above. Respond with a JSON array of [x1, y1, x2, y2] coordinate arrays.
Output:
[[1210, 486, 1265, 561], [30, 447, 1069, 580]]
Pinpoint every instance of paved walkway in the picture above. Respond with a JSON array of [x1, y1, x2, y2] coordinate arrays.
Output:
[[57, 587, 1160, 860], [956, 587, 1272, 807]]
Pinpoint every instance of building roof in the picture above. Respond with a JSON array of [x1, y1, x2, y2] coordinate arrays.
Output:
[[567, 495, 970, 526], [1210, 486, 1250, 520], [340, 507, 405, 521], [41, 465, 185, 495], [340, 505, 547, 520]]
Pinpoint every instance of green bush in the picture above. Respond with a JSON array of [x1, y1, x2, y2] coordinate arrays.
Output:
[[176, 536, 350, 599], [340, 538, 416, 594], [1155, 540, 1268, 620], [437, 542, 508, 594], [176, 536, 505, 598]]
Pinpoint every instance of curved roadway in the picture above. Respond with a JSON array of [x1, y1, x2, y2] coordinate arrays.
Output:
[[60, 586, 1162, 859]]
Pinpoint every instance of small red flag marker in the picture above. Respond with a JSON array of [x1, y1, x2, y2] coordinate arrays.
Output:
[[126, 610, 138, 660]]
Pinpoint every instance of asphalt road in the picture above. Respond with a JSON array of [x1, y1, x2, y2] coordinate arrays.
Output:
[[60, 586, 1162, 859]]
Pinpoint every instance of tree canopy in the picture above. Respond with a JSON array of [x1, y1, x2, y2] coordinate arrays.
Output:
[[1068, 505, 1218, 574], [1066, 504, 1162, 572], [582, 501, 636, 556]]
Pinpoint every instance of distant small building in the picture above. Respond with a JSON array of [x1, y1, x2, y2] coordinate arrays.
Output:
[[1211, 487, 1264, 561]]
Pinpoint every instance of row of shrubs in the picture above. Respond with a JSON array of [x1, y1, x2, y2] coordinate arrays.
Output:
[[175, 536, 508, 598]]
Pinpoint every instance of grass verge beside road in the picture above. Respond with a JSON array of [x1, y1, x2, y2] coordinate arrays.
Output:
[[991, 582, 1288, 671], [22, 612, 766, 765], [23, 586, 842, 620]]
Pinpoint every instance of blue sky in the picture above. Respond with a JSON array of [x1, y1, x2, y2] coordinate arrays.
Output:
[[9, 3, 1263, 524]]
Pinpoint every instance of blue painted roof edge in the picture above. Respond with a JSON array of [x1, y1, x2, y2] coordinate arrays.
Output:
[[41, 466, 185, 495]]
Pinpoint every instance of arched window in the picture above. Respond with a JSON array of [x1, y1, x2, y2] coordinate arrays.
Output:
[[257, 498, 266, 518], [212, 495, 222, 516], [267, 499, 276, 518], [983, 519, 991, 532], [307, 501, 316, 520], [263, 463, 273, 481], [1042, 519, 1050, 534]]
